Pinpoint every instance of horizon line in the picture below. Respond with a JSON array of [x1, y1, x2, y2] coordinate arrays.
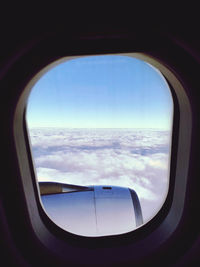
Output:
[[28, 126, 170, 130]]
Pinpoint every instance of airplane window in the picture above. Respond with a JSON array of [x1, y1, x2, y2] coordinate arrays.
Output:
[[26, 54, 173, 237]]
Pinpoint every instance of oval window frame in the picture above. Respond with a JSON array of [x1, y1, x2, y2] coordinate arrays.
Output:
[[24, 53, 175, 237], [13, 39, 192, 265]]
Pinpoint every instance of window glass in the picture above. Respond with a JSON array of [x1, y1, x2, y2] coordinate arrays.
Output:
[[26, 55, 173, 236]]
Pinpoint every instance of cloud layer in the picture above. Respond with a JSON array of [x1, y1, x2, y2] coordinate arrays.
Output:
[[29, 128, 171, 222]]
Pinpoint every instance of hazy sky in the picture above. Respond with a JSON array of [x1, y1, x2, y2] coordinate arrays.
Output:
[[26, 55, 173, 129]]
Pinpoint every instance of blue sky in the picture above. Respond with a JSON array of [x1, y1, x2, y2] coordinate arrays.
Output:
[[26, 55, 173, 129]]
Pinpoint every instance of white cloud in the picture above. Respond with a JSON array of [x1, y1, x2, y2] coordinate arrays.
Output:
[[29, 127, 171, 222]]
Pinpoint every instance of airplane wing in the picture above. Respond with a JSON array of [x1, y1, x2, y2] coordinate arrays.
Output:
[[39, 181, 92, 195]]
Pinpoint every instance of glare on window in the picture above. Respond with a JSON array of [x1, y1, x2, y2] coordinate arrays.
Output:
[[26, 54, 173, 237]]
